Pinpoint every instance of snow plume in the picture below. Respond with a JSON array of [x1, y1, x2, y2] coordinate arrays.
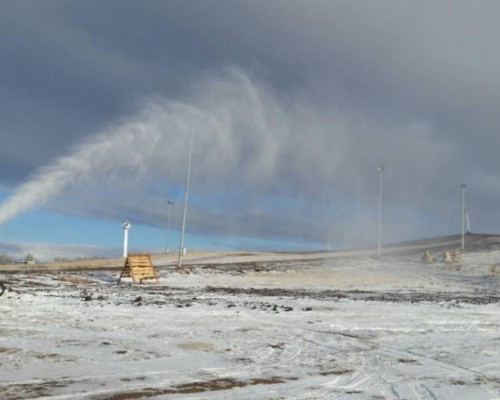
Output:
[[0, 67, 335, 226], [0, 101, 202, 226], [0, 68, 451, 246]]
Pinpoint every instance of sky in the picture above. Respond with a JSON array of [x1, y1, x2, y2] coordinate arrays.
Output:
[[1, 0, 500, 260]]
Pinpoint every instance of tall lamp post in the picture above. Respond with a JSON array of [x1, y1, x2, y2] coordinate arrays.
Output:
[[165, 201, 174, 253], [177, 133, 194, 270], [461, 183, 466, 250], [377, 166, 384, 258]]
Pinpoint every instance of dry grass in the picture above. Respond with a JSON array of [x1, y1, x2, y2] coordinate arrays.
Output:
[[0, 257, 123, 271], [0, 251, 235, 271], [54, 277, 97, 284], [177, 341, 214, 352]]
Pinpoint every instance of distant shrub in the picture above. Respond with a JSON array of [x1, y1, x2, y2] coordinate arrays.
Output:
[[53, 256, 106, 262], [0, 252, 13, 265], [54, 257, 72, 262]]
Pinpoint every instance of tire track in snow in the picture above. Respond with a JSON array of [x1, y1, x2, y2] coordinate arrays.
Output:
[[295, 326, 500, 398]]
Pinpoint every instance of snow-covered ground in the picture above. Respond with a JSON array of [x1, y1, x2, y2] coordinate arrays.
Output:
[[2, 247, 500, 399]]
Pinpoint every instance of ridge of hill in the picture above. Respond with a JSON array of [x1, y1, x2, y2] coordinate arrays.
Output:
[[2, 233, 500, 271]]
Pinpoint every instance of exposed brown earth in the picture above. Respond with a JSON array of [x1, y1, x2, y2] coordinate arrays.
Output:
[[98, 376, 298, 400]]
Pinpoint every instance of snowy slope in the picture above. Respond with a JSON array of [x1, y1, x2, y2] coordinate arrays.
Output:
[[1, 239, 500, 399]]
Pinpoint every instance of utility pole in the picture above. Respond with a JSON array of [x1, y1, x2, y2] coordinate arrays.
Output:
[[461, 183, 466, 250], [165, 201, 174, 253], [177, 133, 194, 270], [377, 166, 384, 258], [465, 208, 471, 234]]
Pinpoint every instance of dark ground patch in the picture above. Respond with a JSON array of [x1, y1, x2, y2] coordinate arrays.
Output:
[[96, 376, 297, 399]]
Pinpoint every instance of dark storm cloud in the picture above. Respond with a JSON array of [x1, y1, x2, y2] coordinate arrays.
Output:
[[1, 1, 500, 246]]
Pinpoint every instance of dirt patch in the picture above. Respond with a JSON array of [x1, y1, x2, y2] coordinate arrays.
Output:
[[318, 369, 353, 376], [0, 347, 19, 354], [205, 286, 500, 305], [99, 376, 297, 399], [0, 347, 21, 354], [55, 277, 97, 284], [177, 341, 214, 352], [398, 358, 418, 364], [33, 352, 60, 359], [0, 380, 71, 400]]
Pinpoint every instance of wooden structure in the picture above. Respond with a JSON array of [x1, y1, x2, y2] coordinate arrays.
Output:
[[422, 250, 434, 263], [442, 251, 453, 263], [117, 253, 158, 284]]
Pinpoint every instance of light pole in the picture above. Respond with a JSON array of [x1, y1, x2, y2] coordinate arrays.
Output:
[[461, 183, 466, 250], [122, 220, 131, 258], [377, 166, 384, 258], [465, 207, 471, 234], [177, 133, 194, 270], [165, 201, 174, 253]]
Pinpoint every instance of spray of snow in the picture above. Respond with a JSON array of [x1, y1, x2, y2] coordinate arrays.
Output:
[[0, 92, 217, 226], [0, 67, 344, 226], [0, 67, 450, 245]]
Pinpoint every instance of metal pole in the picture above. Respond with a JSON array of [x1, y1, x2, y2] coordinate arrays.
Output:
[[177, 133, 193, 269], [461, 183, 466, 250], [465, 208, 471, 234], [326, 202, 332, 250], [165, 201, 173, 253], [377, 166, 384, 257]]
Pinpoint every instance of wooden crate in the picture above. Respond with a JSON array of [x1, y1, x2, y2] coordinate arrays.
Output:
[[117, 253, 158, 284]]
